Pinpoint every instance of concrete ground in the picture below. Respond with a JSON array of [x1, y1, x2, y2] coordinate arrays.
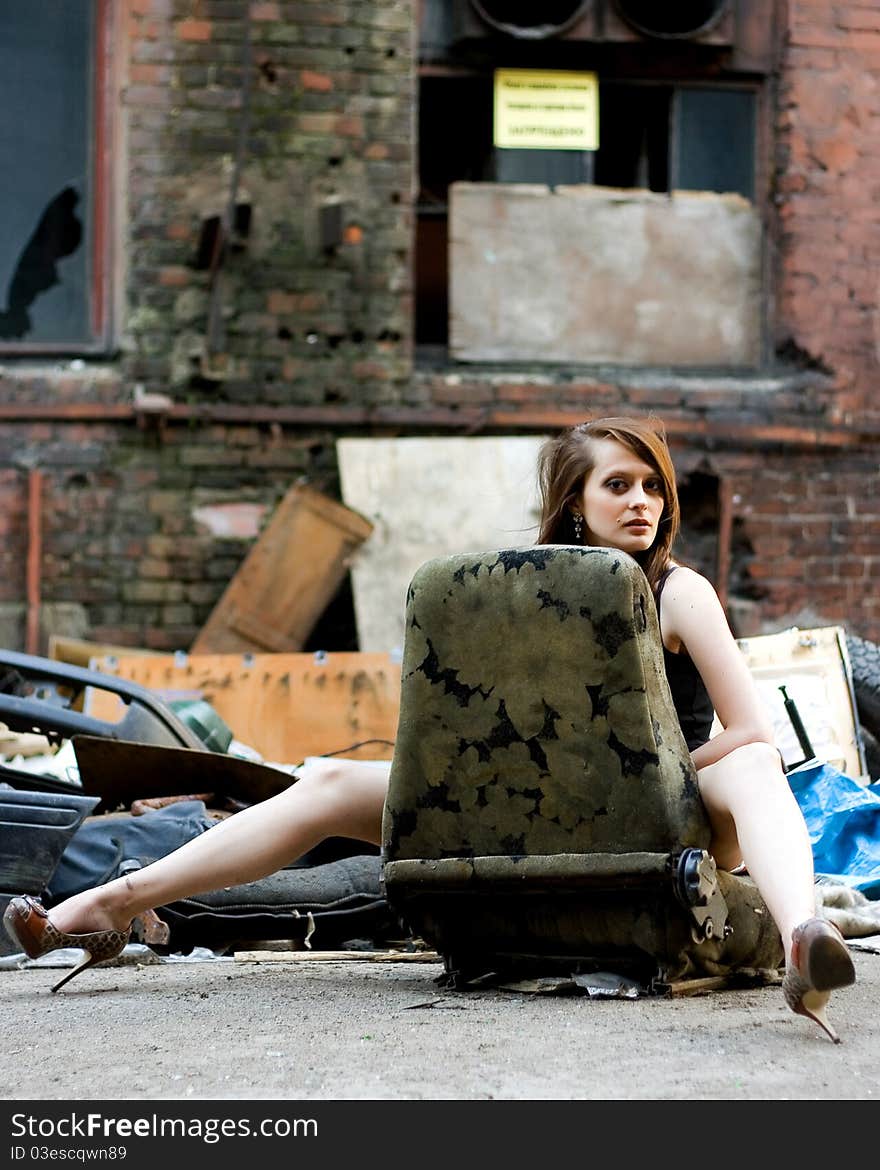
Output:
[[1, 938, 878, 1102]]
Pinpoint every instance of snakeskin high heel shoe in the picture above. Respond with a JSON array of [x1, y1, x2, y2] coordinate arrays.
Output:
[[782, 917, 855, 1043], [3, 895, 130, 993]]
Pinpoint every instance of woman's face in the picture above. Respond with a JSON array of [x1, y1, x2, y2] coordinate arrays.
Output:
[[573, 437, 665, 554]]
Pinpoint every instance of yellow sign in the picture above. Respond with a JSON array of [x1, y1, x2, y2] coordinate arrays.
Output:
[[494, 69, 599, 151]]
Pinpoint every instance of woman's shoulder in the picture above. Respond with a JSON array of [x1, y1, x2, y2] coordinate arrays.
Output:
[[660, 564, 723, 611], [663, 562, 710, 589], [658, 564, 734, 661]]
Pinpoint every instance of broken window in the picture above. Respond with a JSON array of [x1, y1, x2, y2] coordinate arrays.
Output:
[[0, 1, 112, 352], [416, 0, 772, 357], [595, 83, 755, 199]]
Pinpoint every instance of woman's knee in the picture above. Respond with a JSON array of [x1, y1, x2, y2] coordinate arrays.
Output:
[[290, 757, 389, 828], [698, 740, 786, 814], [293, 757, 369, 798], [703, 740, 783, 785]]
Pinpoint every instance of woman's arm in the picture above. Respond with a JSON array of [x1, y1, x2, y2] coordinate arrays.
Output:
[[658, 566, 776, 770]]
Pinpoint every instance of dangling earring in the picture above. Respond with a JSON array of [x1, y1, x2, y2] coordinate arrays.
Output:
[[572, 512, 583, 543]]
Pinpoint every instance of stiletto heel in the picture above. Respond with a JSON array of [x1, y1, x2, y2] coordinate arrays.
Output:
[[49, 951, 112, 994], [2, 896, 130, 993], [782, 917, 855, 1043]]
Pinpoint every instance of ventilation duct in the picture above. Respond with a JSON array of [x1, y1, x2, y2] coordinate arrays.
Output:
[[448, 1, 776, 73], [611, 1, 730, 40], [467, 1, 594, 39]]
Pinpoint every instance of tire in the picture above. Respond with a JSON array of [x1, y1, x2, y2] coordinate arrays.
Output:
[[845, 634, 880, 781]]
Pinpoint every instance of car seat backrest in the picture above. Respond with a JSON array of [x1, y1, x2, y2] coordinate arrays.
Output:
[[383, 546, 712, 863]]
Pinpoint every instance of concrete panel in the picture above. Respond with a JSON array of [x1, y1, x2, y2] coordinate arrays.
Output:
[[449, 183, 762, 367], [337, 437, 546, 653]]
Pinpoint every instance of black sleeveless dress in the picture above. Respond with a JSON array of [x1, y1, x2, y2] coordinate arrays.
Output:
[[655, 567, 715, 751]]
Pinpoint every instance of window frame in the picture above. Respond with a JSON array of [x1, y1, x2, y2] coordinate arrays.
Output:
[[415, 66, 769, 353], [0, 0, 116, 357]]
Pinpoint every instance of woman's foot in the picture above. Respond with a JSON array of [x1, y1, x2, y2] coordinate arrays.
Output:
[[3, 896, 132, 992], [782, 917, 855, 1043], [48, 888, 132, 937]]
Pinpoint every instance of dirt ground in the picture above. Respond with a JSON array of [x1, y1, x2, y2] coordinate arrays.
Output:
[[1, 937, 878, 1102]]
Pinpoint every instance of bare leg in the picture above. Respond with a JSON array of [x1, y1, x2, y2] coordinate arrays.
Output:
[[697, 741, 816, 966], [49, 758, 390, 936]]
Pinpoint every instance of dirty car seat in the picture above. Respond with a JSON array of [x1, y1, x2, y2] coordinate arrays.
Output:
[[381, 547, 784, 988]]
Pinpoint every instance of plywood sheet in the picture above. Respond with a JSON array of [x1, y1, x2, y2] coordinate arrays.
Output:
[[337, 436, 546, 653], [449, 182, 762, 366], [87, 652, 401, 765]]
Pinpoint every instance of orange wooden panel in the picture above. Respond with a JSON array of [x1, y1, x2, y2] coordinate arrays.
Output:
[[87, 651, 401, 765], [190, 481, 374, 654]]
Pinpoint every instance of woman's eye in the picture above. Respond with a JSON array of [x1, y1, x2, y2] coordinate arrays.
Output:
[[646, 479, 663, 494], [605, 479, 627, 492]]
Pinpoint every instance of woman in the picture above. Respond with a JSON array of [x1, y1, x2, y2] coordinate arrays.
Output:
[[4, 417, 855, 1041]]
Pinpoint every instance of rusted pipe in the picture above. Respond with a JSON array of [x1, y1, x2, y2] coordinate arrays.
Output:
[[26, 468, 43, 654]]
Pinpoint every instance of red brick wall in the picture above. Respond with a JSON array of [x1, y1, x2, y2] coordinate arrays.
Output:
[[775, 3, 880, 426], [117, 0, 414, 406], [722, 452, 880, 637], [0, 1, 878, 653]]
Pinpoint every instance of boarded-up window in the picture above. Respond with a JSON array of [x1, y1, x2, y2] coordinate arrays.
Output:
[[416, 1, 764, 351]]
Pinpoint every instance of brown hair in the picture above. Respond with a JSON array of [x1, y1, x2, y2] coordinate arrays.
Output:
[[536, 416, 680, 592]]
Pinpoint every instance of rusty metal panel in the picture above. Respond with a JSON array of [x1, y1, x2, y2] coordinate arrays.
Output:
[[449, 182, 762, 367], [70, 737, 297, 814]]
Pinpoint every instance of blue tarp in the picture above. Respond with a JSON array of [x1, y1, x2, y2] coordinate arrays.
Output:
[[787, 761, 880, 899]]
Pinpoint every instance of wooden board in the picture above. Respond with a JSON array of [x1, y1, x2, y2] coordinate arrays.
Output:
[[190, 480, 374, 655], [234, 950, 441, 964], [48, 635, 156, 669], [86, 651, 400, 765]]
